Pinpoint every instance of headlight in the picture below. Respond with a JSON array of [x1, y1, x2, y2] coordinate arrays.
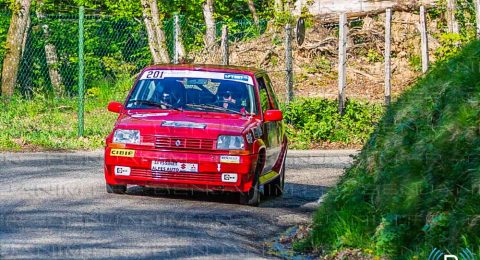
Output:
[[216, 135, 245, 150], [113, 129, 140, 144]]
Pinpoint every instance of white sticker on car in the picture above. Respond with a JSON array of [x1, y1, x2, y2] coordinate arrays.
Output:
[[220, 155, 240, 164], [221, 173, 238, 183], [151, 161, 198, 173], [114, 166, 131, 176], [140, 70, 164, 80], [139, 70, 254, 85]]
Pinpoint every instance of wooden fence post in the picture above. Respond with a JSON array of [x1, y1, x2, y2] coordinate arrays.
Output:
[[221, 25, 229, 65], [475, 0, 480, 38], [338, 13, 347, 115], [285, 23, 294, 103], [447, 0, 459, 34], [384, 8, 392, 106], [173, 14, 180, 64], [420, 6, 429, 73]]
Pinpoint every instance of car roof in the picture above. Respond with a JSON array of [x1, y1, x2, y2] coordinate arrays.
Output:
[[142, 64, 267, 76]]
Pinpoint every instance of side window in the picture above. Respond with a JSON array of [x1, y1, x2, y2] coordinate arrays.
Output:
[[264, 76, 279, 109], [257, 77, 271, 112]]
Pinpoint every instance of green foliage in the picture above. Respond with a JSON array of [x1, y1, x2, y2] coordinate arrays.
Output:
[[0, 76, 131, 151], [304, 55, 332, 74], [366, 49, 383, 63], [408, 54, 422, 72], [283, 98, 384, 149], [298, 41, 480, 258], [434, 33, 465, 62]]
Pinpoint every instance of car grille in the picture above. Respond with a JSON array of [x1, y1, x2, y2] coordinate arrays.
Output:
[[130, 168, 221, 182], [153, 137, 215, 150]]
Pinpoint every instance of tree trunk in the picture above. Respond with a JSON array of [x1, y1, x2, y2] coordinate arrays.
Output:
[[1, 0, 32, 97], [248, 0, 259, 25], [141, 0, 162, 64], [149, 0, 170, 63], [36, 3, 63, 96], [203, 0, 216, 49]]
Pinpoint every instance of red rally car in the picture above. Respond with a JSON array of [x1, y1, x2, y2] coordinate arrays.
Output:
[[104, 64, 288, 206]]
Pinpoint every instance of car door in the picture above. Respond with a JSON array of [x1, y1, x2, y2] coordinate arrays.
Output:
[[256, 75, 279, 175]]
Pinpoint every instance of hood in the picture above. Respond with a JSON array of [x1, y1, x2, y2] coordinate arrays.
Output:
[[115, 111, 257, 138]]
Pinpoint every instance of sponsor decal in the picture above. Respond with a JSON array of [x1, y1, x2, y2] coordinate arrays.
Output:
[[224, 74, 249, 82], [161, 121, 206, 129], [139, 70, 254, 85], [110, 149, 135, 157], [220, 155, 240, 164], [259, 170, 279, 184], [252, 125, 263, 139], [114, 166, 131, 176], [140, 70, 164, 80], [221, 173, 238, 183], [151, 161, 198, 173], [246, 133, 253, 144]]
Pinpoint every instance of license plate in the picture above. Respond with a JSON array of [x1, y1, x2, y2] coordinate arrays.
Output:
[[151, 161, 198, 173]]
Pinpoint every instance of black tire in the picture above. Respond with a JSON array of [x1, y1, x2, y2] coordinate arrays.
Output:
[[239, 170, 261, 206], [264, 160, 285, 197], [106, 184, 127, 194]]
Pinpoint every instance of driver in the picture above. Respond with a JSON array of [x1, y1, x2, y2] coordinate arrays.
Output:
[[220, 91, 236, 109]]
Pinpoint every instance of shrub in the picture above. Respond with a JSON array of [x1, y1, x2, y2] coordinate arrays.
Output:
[[283, 98, 384, 149]]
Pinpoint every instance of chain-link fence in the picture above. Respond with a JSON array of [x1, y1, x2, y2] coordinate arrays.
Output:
[[0, 12, 267, 97]]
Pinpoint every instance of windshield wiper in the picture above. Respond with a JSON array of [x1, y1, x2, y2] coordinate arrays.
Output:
[[127, 100, 182, 111], [185, 104, 243, 115]]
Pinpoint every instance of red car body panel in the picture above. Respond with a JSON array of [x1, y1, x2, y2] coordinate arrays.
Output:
[[104, 64, 287, 194]]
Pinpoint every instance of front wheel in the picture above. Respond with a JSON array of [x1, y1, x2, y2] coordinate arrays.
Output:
[[106, 184, 127, 194], [239, 172, 260, 206]]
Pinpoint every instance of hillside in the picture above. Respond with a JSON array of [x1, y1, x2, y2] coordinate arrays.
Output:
[[297, 40, 480, 258], [194, 10, 441, 103]]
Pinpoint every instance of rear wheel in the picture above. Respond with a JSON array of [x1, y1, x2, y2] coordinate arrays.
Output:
[[264, 160, 285, 197], [106, 184, 127, 194], [239, 168, 261, 206]]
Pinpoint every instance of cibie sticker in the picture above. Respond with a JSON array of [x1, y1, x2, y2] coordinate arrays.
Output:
[[114, 166, 131, 176], [222, 173, 238, 183], [140, 70, 164, 80], [110, 149, 135, 157], [220, 155, 240, 164]]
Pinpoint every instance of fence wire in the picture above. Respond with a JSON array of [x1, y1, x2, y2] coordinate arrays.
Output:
[[0, 12, 266, 97]]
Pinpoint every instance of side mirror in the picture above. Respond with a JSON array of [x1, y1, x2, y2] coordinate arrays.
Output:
[[264, 110, 283, 122], [107, 101, 123, 113]]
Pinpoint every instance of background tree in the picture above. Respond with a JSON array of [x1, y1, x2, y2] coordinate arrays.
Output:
[[1, 0, 32, 97], [247, 0, 259, 25], [36, 0, 63, 96], [203, 0, 216, 49], [141, 0, 170, 64]]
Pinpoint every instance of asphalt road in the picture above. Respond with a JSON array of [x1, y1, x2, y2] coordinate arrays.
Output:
[[0, 150, 357, 260]]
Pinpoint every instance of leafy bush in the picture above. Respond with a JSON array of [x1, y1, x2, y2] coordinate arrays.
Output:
[[297, 41, 480, 258], [283, 98, 384, 149]]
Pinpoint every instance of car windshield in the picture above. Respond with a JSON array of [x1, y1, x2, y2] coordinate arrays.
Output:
[[126, 70, 257, 115]]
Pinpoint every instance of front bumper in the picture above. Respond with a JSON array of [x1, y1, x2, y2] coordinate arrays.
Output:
[[104, 147, 258, 193]]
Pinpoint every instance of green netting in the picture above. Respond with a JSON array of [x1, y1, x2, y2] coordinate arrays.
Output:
[[0, 12, 266, 97]]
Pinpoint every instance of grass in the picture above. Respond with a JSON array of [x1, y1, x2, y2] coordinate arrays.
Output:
[[0, 77, 132, 151], [295, 41, 480, 258]]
